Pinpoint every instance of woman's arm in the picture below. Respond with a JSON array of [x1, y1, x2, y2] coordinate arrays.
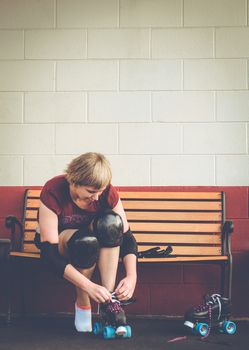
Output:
[[39, 202, 111, 303], [112, 199, 129, 232], [112, 199, 137, 300]]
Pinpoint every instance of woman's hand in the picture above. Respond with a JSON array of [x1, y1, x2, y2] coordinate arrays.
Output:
[[115, 275, 137, 301], [86, 281, 112, 303]]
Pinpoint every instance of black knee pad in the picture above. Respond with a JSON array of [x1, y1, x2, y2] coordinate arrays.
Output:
[[120, 229, 138, 259], [67, 229, 99, 269], [92, 210, 123, 248]]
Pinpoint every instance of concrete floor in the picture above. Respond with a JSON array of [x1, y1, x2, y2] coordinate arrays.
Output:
[[0, 315, 248, 350]]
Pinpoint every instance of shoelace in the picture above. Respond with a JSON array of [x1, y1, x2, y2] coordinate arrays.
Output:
[[195, 294, 222, 319], [195, 294, 222, 339], [106, 293, 124, 314]]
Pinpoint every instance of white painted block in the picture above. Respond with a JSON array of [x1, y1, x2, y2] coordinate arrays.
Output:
[[184, 0, 246, 26], [0, 61, 54, 91], [56, 124, 118, 154], [183, 123, 246, 154], [119, 123, 181, 154], [120, 60, 181, 90], [152, 155, 215, 185], [120, 0, 182, 27], [216, 28, 249, 58], [88, 29, 149, 59], [153, 91, 214, 122], [0, 30, 23, 59], [24, 155, 73, 185], [25, 92, 86, 123], [0, 124, 54, 154], [217, 91, 249, 122], [0, 156, 23, 185], [152, 28, 213, 58], [25, 30, 86, 59], [216, 155, 249, 185], [57, 61, 117, 91], [0, 0, 54, 28], [57, 0, 118, 28], [88, 92, 150, 122], [108, 155, 150, 186], [184, 59, 247, 90], [0, 93, 23, 123]]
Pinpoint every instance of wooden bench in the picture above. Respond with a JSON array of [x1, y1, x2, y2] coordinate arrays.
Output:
[[4, 188, 233, 323]]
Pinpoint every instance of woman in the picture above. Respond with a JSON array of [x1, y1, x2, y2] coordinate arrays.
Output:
[[36, 152, 137, 333]]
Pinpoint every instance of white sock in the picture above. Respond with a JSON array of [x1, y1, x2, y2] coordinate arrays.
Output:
[[74, 303, 92, 332]]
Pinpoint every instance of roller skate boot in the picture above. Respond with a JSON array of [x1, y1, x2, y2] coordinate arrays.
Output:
[[93, 293, 132, 340], [184, 294, 236, 337]]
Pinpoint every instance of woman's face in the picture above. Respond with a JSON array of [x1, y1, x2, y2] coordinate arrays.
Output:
[[69, 184, 105, 208]]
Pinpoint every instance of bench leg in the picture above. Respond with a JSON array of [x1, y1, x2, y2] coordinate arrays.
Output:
[[220, 263, 226, 297], [20, 259, 26, 318], [6, 256, 12, 325], [227, 256, 233, 301], [220, 259, 232, 300]]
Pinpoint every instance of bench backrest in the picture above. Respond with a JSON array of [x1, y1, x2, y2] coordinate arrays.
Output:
[[21, 189, 225, 257]]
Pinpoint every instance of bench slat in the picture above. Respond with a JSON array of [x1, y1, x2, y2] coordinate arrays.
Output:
[[24, 231, 36, 240], [25, 209, 39, 219], [26, 190, 42, 197], [10, 251, 40, 258], [22, 243, 221, 256], [138, 245, 221, 256], [130, 222, 221, 233], [24, 221, 221, 232], [26, 199, 40, 208], [137, 256, 228, 262], [134, 233, 221, 244], [25, 221, 38, 230], [23, 244, 40, 253], [122, 200, 221, 211], [126, 211, 222, 221], [10, 251, 227, 262], [119, 192, 222, 200], [23, 231, 222, 245]]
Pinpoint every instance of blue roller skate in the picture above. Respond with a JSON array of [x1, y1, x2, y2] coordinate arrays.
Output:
[[93, 293, 132, 340], [184, 294, 236, 338]]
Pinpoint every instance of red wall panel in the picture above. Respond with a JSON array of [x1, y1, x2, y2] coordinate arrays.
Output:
[[0, 186, 249, 318]]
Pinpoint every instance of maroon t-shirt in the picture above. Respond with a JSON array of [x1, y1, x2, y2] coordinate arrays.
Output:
[[40, 175, 119, 233]]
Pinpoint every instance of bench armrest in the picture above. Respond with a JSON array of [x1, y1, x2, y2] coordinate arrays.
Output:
[[5, 216, 23, 251], [222, 220, 234, 256]]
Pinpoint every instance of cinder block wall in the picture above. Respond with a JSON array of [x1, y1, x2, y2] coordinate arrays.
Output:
[[0, 0, 248, 186]]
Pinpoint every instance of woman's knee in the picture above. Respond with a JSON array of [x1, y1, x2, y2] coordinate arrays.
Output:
[[67, 228, 99, 269]]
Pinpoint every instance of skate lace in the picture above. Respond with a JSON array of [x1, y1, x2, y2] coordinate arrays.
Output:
[[194, 294, 222, 320], [194, 294, 222, 339], [106, 293, 124, 314]]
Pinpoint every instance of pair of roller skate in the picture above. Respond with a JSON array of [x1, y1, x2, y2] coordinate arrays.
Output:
[[93, 293, 132, 340], [184, 293, 236, 337]]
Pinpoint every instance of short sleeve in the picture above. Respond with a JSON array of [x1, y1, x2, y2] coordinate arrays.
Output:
[[40, 182, 62, 216], [100, 184, 119, 209]]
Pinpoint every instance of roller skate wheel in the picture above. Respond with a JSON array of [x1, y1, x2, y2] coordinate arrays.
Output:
[[222, 321, 236, 335], [195, 323, 209, 337], [93, 322, 103, 335], [116, 325, 127, 337], [124, 325, 132, 338], [103, 325, 116, 339]]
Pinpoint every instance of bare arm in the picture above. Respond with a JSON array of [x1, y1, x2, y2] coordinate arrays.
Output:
[[112, 198, 129, 233], [112, 199, 137, 300], [39, 202, 111, 303]]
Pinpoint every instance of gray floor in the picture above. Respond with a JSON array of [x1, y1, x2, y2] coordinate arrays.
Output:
[[0, 316, 248, 350]]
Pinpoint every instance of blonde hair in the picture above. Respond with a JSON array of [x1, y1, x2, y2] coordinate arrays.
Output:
[[65, 152, 112, 188]]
